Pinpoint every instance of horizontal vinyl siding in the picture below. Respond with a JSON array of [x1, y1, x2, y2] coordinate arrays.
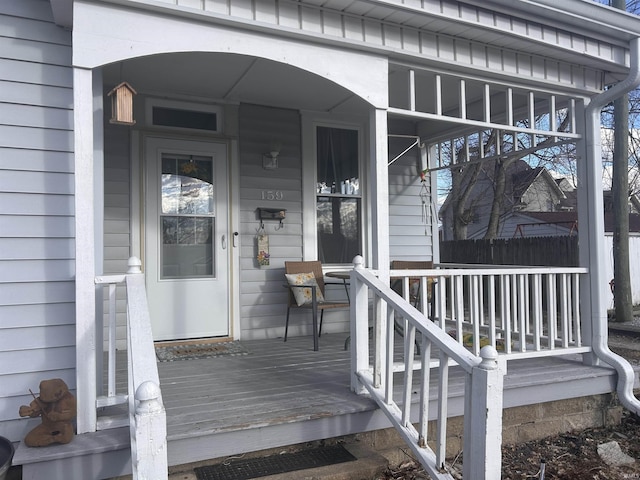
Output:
[[0, 0, 74, 442], [102, 122, 132, 350], [238, 104, 308, 340], [388, 135, 433, 262]]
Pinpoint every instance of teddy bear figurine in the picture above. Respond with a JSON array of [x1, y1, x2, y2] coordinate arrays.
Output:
[[19, 378, 77, 447]]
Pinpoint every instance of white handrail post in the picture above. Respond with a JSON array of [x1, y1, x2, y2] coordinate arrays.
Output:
[[463, 346, 504, 480], [350, 256, 368, 394], [133, 381, 167, 480]]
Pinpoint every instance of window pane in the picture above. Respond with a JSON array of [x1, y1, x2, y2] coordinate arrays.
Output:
[[161, 155, 214, 215], [316, 127, 359, 195], [317, 197, 361, 264], [161, 216, 214, 278]]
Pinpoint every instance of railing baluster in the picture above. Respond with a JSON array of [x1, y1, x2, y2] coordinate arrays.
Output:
[[402, 323, 416, 427], [560, 273, 570, 348], [532, 274, 542, 351], [418, 336, 432, 448], [436, 351, 449, 468], [488, 275, 496, 348], [385, 300, 395, 404], [472, 275, 481, 356], [108, 283, 117, 397], [547, 273, 557, 349], [518, 274, 527, 352], [573, 274, 582, 346]]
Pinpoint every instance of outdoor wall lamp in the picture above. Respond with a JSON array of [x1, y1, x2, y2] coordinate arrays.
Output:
[[263, 140, 281, 170]]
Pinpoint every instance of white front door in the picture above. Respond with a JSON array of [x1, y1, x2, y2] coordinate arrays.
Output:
[[144, 137, 229, 341]]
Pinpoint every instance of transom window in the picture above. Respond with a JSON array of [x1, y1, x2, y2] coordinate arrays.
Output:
[[316, 126, 361, 264]]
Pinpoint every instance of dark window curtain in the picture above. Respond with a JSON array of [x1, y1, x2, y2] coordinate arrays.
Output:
[[316, 127, 361, 264]]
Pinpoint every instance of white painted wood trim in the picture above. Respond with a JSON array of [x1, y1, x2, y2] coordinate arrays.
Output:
[[369, 108, 389, 275], [230, 138, 241, 340], [130, 131, 141, 261], [72, 2, 389, 108], [74, 66, 97, 434], [301, 113, 368, 262]]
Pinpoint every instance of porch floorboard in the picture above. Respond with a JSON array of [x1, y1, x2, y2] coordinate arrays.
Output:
[[155, 333, 622, 467]]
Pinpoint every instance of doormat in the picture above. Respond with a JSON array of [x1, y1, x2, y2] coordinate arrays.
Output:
[[194, 444, 356, 480], [155, 341, 249, 362]]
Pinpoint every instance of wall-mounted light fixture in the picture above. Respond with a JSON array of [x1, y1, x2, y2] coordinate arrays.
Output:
[[263, 140, 281, 170]]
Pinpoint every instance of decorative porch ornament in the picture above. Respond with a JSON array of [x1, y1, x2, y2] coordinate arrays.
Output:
[[256, 225, 270, 267], [18, 379, 77, 447], [419, 168, 430, 235], [107, 81, 137, 125]]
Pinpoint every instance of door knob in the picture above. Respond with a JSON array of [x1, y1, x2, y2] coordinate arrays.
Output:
[[221, 234, 227, 249]]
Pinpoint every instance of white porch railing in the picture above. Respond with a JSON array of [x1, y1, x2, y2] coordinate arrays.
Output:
[[349, 258, 588, 479], [395, 264, 590, 360], [94, 257, 168, 480]]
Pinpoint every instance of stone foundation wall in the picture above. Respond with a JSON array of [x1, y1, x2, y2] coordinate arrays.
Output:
[[355, 393, 622, 463]]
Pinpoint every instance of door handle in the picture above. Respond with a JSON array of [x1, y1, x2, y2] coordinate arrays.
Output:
[[233, 232, 239, 247], [221, 234, 227, 249]]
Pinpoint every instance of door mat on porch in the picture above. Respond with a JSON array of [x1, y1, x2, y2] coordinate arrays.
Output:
[[194, 445, 356, 480], [155, 342, 249, 362]]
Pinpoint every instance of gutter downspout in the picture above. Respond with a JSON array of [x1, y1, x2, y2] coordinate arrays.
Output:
[[585, 37, 640, 415]]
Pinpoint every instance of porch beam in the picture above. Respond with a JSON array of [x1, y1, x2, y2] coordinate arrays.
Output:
[[74, 67, 97, 434], [387, 107, 581, 140]]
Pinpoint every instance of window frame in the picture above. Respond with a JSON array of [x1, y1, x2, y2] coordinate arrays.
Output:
[[301, 114, 367, 266]]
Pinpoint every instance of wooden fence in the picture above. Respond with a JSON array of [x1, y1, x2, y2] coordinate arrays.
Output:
[[440, 236, 579, 266]]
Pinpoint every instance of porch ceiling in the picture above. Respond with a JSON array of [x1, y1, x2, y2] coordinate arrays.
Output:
[[102, 52, 369, 115]]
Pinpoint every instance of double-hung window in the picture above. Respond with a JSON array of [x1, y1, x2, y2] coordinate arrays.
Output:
[[315, 126, 361, 264]]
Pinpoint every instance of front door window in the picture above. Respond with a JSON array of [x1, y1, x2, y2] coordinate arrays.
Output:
[[160, 155, 215, 279]]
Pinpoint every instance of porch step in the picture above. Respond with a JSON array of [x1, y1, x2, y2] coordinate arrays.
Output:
[[12, 427, 131, 480], [169, 443, 389, 480]]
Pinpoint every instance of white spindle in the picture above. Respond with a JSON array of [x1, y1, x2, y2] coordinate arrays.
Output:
[[409, 69, 416, 111], [459, 79, 467, 119], [532, 274, 542, 351], [108, 283, 117, 397], [435, 74, 442, 115]]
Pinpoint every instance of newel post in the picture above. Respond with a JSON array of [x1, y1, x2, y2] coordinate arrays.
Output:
[[133, 381, 168, 480], [127, 256, 142, 274], [463, 346, 504, 480], [350, 256, 368, 394]]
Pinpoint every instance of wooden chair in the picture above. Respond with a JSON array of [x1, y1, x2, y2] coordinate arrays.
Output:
[[390, 260, 434, 312], [390, 260, 436, 356], [284, 261, 349, 351]]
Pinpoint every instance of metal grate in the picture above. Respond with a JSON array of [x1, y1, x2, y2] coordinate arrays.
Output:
[[194, 444, 356, 480]]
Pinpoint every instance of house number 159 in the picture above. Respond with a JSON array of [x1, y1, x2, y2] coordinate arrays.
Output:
[[261, 190, 284, 201]]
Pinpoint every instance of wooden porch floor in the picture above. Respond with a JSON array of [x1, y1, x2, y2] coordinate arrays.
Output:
[[155, 332, 621, 467]]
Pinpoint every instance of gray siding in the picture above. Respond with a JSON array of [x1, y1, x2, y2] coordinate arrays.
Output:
[[238, 104, 305, 340], [0, 0, 74, 442], [388, 135, 433, 262], [101, 122, 132, 348]]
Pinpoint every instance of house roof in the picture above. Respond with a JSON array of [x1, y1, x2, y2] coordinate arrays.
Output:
[[512, 167, 566, 202]]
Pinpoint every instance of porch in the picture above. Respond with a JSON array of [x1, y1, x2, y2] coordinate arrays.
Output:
[[14, 331, 624, 479]]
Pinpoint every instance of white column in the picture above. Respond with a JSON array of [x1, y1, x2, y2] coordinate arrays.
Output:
[[74, 67, 97, 433], [369, 107, 389, 278]]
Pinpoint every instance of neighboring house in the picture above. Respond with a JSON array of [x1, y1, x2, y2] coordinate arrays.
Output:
[[439, 160, 569, 240], [3, 1, 640, 478]]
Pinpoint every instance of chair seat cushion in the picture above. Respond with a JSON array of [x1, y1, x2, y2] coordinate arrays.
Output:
[[285, 272, 325, 306]]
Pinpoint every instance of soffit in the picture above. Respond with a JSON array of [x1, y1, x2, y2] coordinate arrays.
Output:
[[51, 0, 635, 76]]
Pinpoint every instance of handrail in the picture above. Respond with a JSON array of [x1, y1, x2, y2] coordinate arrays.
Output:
[[349, 256, 505, 479], [95, 257, 167, 479]]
